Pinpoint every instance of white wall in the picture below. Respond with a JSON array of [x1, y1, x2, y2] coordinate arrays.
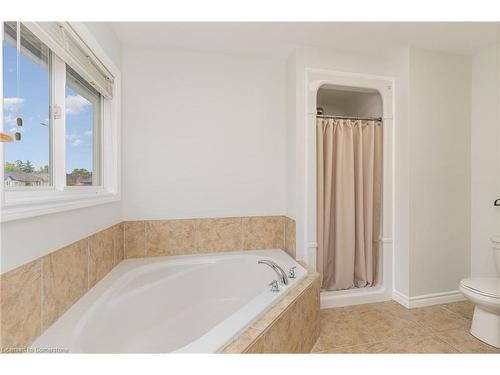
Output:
[[84, 22, 122, 70], [470, 45, 500, 278], [391, 48, 411, 297], [1, 203, 121, 273], [121, 48, 287, 220], [408, 48, 471, 296], [286, 52, 297, 221], [0, 23, 122, 273]]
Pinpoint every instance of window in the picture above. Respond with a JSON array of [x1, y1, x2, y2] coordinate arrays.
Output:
[[1, 22, 120, 221], [65, 66, 101, 186], [3, 22, 51, 187]]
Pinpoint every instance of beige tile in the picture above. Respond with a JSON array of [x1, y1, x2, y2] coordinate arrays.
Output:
[[316, 316, 378, 350], [362, 310, 427, 340], [0, 259, 41, 350], [250, 302, 288, 332], [223, 327, 263, 353], [112, 223, 124, 264], [146, 219, 198, 257], [250, 274, 319, 333], [435, 329, 500, 353], [42, 239, 88, 330], [373, 300, 413, 315], [320, 306, 352, 322], [224, 273, 320, 353], [244, 278, 320, 353], [320, 300, 417, 326], [312, 299, 500, 354], [196, 217, 242, 252], [441, 300, 474, 321], [407, 305, 470, 332], [88, 227, 115, 288], [244, 338, 265, 353], [124, 221, 146, 258], [284, 217, 296, 258], [315, 335, 458, 354], [242, 216, 285, 250], [316, 305, 433, 352], [297, 280, 321, 351]]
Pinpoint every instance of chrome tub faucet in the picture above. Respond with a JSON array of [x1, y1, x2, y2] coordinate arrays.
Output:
[[258, 260, 289, 285]]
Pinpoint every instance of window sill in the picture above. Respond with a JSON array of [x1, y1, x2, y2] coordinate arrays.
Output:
[[1, 189, 120, 222]]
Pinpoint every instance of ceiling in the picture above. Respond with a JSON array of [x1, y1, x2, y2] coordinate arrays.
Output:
[[110, 22, 498, 59]]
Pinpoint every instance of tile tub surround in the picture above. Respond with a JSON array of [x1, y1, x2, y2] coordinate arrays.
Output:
[[312, 300, 500, 353], [0, 215, 297, 352], [0, 223, 124, 352], [284, 217, 296, 259], [124, 215, 297, 259], [223, 263, 320, 353]]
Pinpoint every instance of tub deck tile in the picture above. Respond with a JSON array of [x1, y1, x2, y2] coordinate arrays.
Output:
[[222, 266, 321, 353]]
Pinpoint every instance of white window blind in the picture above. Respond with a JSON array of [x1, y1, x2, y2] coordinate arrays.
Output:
[[3, 22, 50, 70], [23, 22, 114, 99]]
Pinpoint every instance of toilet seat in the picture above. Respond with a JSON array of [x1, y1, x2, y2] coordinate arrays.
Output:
[[460, 278, 500, 299]]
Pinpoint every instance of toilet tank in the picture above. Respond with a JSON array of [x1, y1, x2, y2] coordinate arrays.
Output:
[[491, 236, 500, 276]]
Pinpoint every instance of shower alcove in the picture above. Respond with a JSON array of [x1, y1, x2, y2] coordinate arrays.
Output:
[[317, 84, 383, 120], [304, 70, 394, 308]]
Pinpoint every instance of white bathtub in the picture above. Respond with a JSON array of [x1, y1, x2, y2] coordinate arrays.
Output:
[[31, 249, 305, 353]]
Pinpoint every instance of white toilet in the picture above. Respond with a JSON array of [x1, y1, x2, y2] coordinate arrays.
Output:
[[459, 236, 500, 348]]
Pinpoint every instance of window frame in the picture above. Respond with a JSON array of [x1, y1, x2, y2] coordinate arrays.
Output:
[[64, 64, 104, 188], [1, 22, 121, 222]]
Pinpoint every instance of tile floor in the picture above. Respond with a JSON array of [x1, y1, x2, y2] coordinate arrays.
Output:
[[311, 300, 500, 353]]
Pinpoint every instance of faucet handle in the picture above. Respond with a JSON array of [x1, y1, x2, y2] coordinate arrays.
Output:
[[269, 280, 280, 292], [289, 266, 297, 279]]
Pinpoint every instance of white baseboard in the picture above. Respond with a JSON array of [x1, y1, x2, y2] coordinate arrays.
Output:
[[321, 285, 391, 309], [391, 289, 410, 308], [408, 290, 466, 308], [392, 289, 466, 309]]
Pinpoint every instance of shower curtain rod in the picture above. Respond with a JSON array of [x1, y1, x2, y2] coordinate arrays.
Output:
[[316, 114, 383, 121]]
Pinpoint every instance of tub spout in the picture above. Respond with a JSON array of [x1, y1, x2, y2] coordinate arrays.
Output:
[[258, 260, 289, 285]]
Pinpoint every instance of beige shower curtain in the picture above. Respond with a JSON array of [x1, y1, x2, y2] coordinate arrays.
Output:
[[317, 118, 383, 291]]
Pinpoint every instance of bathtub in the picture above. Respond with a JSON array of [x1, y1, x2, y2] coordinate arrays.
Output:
[[31, 249, 306, 353]]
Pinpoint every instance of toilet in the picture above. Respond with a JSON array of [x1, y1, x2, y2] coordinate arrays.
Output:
[[459, 236, 500, 348]]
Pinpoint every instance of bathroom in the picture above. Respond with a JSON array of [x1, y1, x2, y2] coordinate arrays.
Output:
[[1, 1, 500, 372]]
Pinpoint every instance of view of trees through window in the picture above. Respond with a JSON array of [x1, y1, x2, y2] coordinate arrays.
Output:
[[3, 23, 51, 188]]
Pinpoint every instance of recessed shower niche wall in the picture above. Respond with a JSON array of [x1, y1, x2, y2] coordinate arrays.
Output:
[[302, 71, 394, 309], [316, 85, 383, 119], [315, 84, 385, 295]]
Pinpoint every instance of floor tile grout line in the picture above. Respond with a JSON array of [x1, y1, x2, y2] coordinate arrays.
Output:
[[313, 331, 463, 353], [438, 305, 472, 322], [314, 333, 432, 353], [431, 334, 465, 354], [318, 318, 430, 348], [434, 328, 500, 353]]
